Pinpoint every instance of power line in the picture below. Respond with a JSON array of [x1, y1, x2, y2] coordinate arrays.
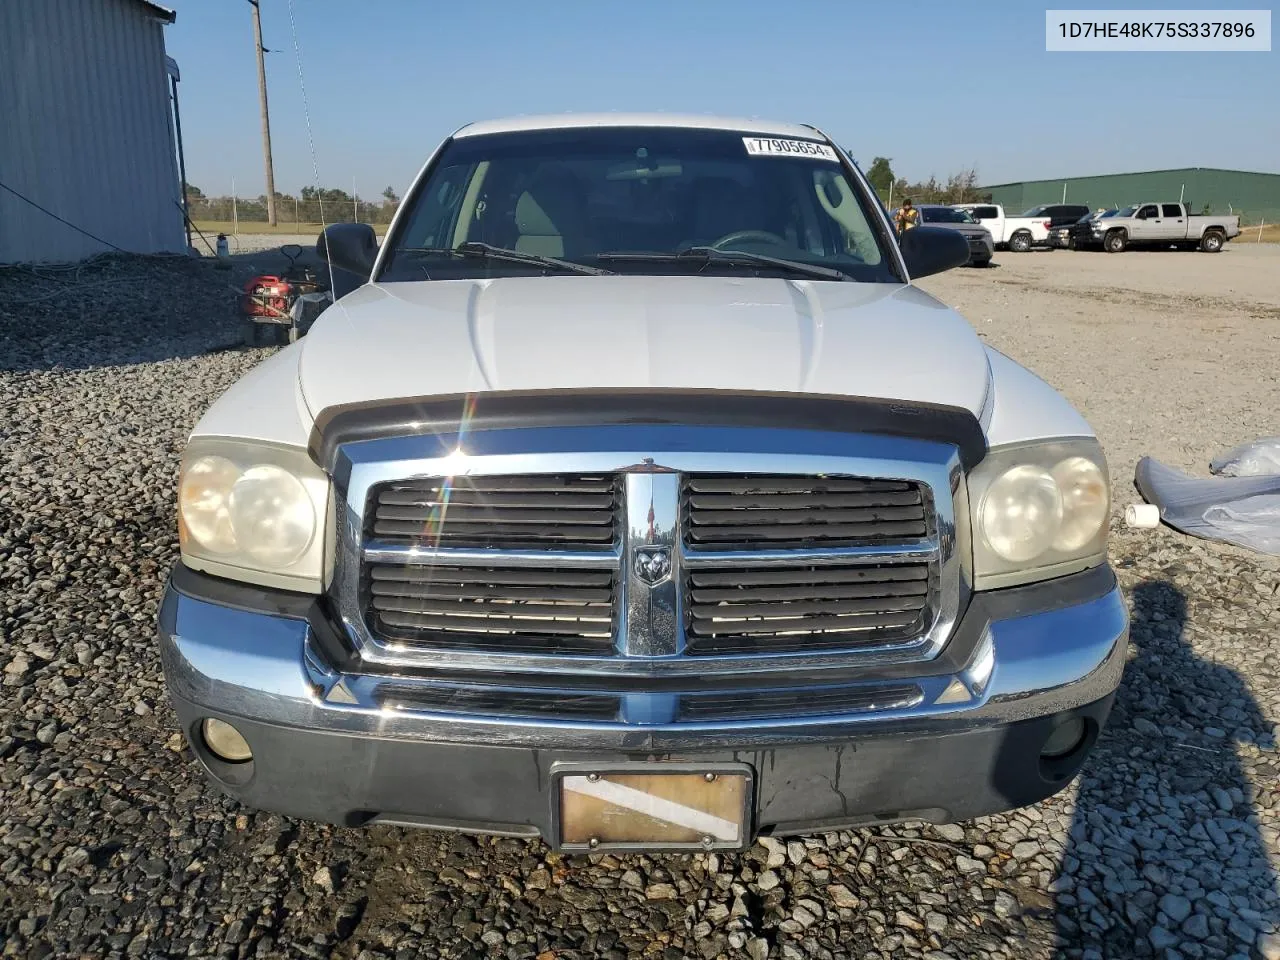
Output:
[[0, 180, 126, 254]]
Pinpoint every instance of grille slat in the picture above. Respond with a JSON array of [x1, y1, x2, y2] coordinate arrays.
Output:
[[371, 566, 613, 588], [688, 565, 928, 588], [373, 519, 616, 543], [375, 597, 613, 621], [690, 580, 929, 603], [683, 473, 928, 550], [378, 490, 614, 509], [372, 581, 612, 603], [685, 562, 933, 655], [685, 476, 912, 494], [690, 506, 925, 525], [687, 521, 927, 543], [690, 596, 926, 621], [368, 563, 616, 655], [372, 474, 619, 550], [687, 491, 921, 509]]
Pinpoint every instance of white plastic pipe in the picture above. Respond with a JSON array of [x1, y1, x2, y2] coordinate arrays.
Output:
[[1125, 504, 1161, 528]]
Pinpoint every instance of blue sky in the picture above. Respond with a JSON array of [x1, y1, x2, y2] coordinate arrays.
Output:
[[164, 0, 1278, 200]]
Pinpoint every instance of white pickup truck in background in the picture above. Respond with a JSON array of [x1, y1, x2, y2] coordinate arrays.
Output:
[[953, 204, 1051, 252]]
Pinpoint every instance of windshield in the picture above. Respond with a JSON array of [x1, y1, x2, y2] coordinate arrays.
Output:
[[1116, 205, 1139, 217], [1019, 205, 1050, 217], [379, 126, 896, 283], [920, 207, 975, 224]]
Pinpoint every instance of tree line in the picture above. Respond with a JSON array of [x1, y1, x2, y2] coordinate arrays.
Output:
[[185, 160, 991, 226], [184, 184, 401, 225], [863, 158, 990, 207]]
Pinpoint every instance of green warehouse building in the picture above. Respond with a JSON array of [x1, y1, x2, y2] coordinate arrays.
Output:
[[981, 167, 1280, 225]]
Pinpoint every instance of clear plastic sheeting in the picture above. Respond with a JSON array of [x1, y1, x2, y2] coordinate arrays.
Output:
[[1209, 437, 1280, 478], [1134, 456, 1280, 556]]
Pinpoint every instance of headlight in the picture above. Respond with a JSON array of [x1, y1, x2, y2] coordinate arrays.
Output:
[[967, 438, 1110, 589], [178, 438, 330, 592]]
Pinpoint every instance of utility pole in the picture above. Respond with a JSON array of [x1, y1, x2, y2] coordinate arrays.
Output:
[[249, 0, 277, 225]]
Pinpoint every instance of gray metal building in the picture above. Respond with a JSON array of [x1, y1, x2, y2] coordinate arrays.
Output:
[[0, 0, 184, 263]]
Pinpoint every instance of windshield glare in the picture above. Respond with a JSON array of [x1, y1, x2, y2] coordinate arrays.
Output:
[[1020, 206, 1049, 217], [1116, 205, 1138, 217], [379, 127, 895, 283]]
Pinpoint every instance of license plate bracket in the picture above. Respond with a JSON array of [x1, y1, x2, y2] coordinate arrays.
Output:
[[551, 762, 753, 852]]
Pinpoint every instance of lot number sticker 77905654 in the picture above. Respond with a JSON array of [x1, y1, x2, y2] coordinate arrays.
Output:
[[742, 137, 839, 161]]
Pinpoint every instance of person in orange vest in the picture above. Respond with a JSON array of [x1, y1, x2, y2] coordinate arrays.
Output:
[[894, 198, 920, 236]]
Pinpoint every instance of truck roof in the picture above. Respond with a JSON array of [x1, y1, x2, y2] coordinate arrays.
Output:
[[453, 112, 824, 141]]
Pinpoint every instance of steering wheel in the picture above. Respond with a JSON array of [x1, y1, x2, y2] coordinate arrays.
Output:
[[709, 229, 788, 250]]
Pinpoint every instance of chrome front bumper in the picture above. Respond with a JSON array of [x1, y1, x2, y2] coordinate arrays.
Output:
[[157, 563, 1127, 835]]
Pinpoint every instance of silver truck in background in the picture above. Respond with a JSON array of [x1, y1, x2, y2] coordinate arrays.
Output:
[[1093, 202, 1241, 253]]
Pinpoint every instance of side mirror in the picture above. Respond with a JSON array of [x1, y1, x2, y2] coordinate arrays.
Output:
[[899, 226, 970, 279], [316, 222, 378, 278]]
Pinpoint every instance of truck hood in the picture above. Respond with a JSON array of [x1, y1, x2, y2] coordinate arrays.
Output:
[[929, 223, 991, 239], [297, 276, 993, 421]]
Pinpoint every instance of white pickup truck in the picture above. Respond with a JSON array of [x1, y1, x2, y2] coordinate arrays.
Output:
[[954, 203, 1052, 252], [159, 114, 1127, 852], [1090, 202, 1241, 253]]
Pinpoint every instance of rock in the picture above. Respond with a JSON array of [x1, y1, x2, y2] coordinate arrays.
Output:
[[934, 824, 965, 843], [1160, 894, 1193, 924], [828, 885, 859, 909], [644, 883, 677, 901], [757, 836, 786, 868], [956, 856, 986, 874], [1011, 841, 1039, 860], [754, 871, 780, 892], [313, 867, 336, 894], [1181, 913, 1210, 940], [1149, 927, 1179, 951], [746, 939, 769, 960]]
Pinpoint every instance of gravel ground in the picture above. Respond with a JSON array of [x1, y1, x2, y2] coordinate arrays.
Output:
[[2, 245, 1278, 960]]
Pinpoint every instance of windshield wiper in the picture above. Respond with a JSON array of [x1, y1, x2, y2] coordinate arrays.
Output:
[[397, 241, 612, 276], [598, 247, 850, 282]]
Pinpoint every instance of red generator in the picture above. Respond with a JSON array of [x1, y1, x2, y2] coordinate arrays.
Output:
[[238, 243, 326, 346]]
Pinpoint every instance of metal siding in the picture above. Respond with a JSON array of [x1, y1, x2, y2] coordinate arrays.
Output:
[[0, 0, 184, 262], [984, 168, 1280, 222]]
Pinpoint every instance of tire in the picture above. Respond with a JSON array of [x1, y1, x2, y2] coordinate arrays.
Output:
[[1009, 231, 1032, 253], [1200, 230, 1224, 253], [974, 257, 992, 268], [1104, 230, 1127, 253]]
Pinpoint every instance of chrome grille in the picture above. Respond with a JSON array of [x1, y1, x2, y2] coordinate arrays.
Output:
[[684, 561, 932, 655], [366, 564, 617, 654], [334, 427, 963, 707], [371, 474, 619, 550], [682, 474, 927, 549]]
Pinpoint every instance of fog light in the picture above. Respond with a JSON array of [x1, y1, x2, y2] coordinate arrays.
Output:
[[1041, 717, 1087, 758], [201, 718, 253, 763]]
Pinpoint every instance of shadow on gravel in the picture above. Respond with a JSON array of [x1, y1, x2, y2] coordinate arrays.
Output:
[[0, 247, 343, 374], [1055, 580, 1279, 958]]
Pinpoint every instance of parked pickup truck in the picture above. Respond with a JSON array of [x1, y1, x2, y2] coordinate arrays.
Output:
[[1091, 202, 1241, 252], [953, 203, 1051, 252], [159, 114, 1127, 852]]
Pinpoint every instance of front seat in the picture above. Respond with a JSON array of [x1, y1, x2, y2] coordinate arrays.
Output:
[[514, 164, 592, 258]]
